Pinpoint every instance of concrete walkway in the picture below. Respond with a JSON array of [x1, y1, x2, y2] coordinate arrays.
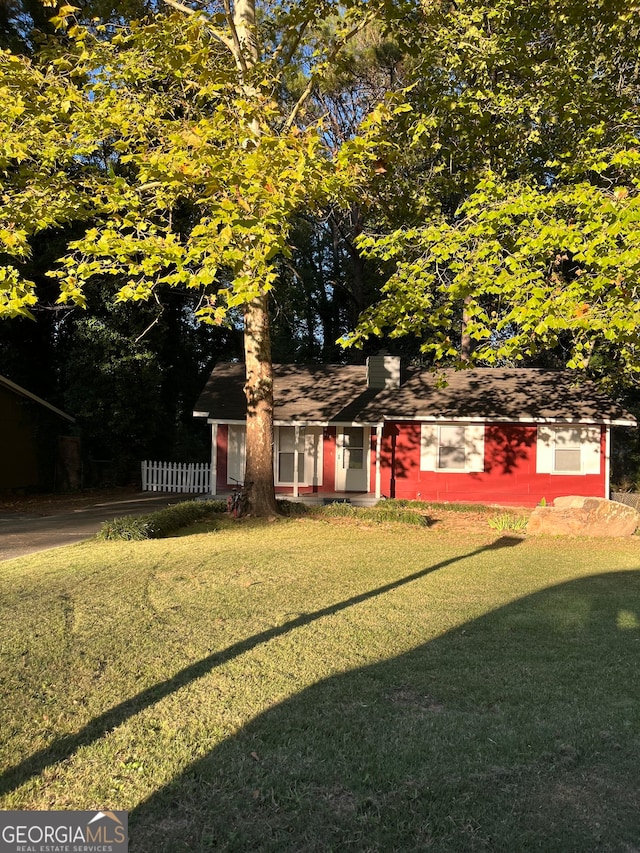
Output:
[[0, 493, 194, 562]]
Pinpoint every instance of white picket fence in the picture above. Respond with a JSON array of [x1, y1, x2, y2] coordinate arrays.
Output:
[[141, 460, 211, 494]]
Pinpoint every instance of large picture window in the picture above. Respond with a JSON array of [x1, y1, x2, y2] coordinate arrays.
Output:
[[420, 423, 485, 473]]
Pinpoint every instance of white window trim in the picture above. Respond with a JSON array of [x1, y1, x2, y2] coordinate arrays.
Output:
[[420, 423, 485, 473], [536, 425, 601, 475]]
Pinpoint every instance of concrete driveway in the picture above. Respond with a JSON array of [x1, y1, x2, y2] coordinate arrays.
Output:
[[0, 493, 197, 562]]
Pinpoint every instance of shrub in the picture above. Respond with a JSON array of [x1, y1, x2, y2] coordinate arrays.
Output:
[[97, 515, 156, 541], [313, 502, 428, 526], [201, 499, 228, 514], [97, 501, 216, 541], [488, 513, 528, 533], [276, 500, 310, 517]]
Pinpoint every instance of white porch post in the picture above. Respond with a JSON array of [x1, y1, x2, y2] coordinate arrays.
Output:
[[605, 425, 611, 500], [293, 424, 300, 498], [210, 423, 218, 496], [375, 424, 383, 500]]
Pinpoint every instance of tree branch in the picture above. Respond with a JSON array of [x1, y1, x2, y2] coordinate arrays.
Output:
[[162, 0, 236, 56], [222, 0, 249, 76], [284, 11, 376, 131], [273, 18, 309, 67]]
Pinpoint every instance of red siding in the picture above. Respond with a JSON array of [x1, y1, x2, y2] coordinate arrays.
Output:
[[215, 424, 229, 491], [215, 421, 607, 507], [323, 427, 337, 491], [380, 422, 607, 508]]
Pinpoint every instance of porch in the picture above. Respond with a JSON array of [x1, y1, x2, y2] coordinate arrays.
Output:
[[210, 489, 379, 508], [275, 491, 379, 507]]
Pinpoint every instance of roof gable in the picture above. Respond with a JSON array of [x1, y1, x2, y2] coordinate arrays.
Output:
[[0, 375, 75, 423], [194, 363, 636, 426]]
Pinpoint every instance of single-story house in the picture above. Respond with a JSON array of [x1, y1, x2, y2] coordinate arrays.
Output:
[[0, 374, 79, 492], [193, 357, 636, 507]]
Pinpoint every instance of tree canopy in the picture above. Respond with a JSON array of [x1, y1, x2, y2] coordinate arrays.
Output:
[[344, 0, 640, 377], [0, 0, 401, 512], [1, 0, 640, 509]]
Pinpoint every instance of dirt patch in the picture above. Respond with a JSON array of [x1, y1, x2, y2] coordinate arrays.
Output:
[[426, 507, 531, 536]]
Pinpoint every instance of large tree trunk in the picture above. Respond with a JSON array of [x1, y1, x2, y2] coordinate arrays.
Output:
[[243, 293, 278, 516], [233, 0, 278, 516]]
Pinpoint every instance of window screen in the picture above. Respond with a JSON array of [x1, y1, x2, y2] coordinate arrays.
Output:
[[438, 425, 466, 470], [553, 428, 582, 472], [278, 427, 305, 483]]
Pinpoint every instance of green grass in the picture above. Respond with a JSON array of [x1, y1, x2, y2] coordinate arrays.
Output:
[[1, 513, 639, 852], [384, 498, 498, 514]]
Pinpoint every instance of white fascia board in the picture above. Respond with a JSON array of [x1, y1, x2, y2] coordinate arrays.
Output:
[[206, 418, 246, 425], [605, 419, 638, 427], [385, 415, 636, 426], [274, 419, 384, 428], [274, 420, 328, 427], [193, 411, 210, 418], [330, 420, 385, 427]]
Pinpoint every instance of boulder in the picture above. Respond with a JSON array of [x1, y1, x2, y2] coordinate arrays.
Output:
[[527, 496, 640, 537]]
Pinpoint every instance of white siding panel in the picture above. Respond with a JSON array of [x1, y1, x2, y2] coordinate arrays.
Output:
[[583, 426, 602, 475], [536, 426, 554, 474], [420, 424, 438, 471], [466, 424, 485, 472], [227, 425, 246, 484]]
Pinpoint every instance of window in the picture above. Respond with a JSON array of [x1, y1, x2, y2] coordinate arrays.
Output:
[[420, 423, 485, 472], [536, 426, 601, 475], [341, 427, 364, 470], [227, 425, 323, 486], [553, 428, 582, 472], [277, 427, 306, 483], [437, 425, 467, 470], [275, 426, 323, 486]]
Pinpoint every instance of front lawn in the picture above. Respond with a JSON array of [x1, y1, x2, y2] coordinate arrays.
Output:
[[1, 512, 639, 851]]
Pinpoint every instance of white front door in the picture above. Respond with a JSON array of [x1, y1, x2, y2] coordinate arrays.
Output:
[[336, 426, 369, 491]]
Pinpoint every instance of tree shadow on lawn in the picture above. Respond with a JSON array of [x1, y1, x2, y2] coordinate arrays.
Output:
[[130, 569, 640, 853], [0, 537, 522, 799]]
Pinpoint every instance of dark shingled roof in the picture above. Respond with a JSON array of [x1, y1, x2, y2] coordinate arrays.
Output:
[[194, 363, 636, 426]]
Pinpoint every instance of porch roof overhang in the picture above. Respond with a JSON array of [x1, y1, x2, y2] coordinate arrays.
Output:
[[199, 417, 386, 428]]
